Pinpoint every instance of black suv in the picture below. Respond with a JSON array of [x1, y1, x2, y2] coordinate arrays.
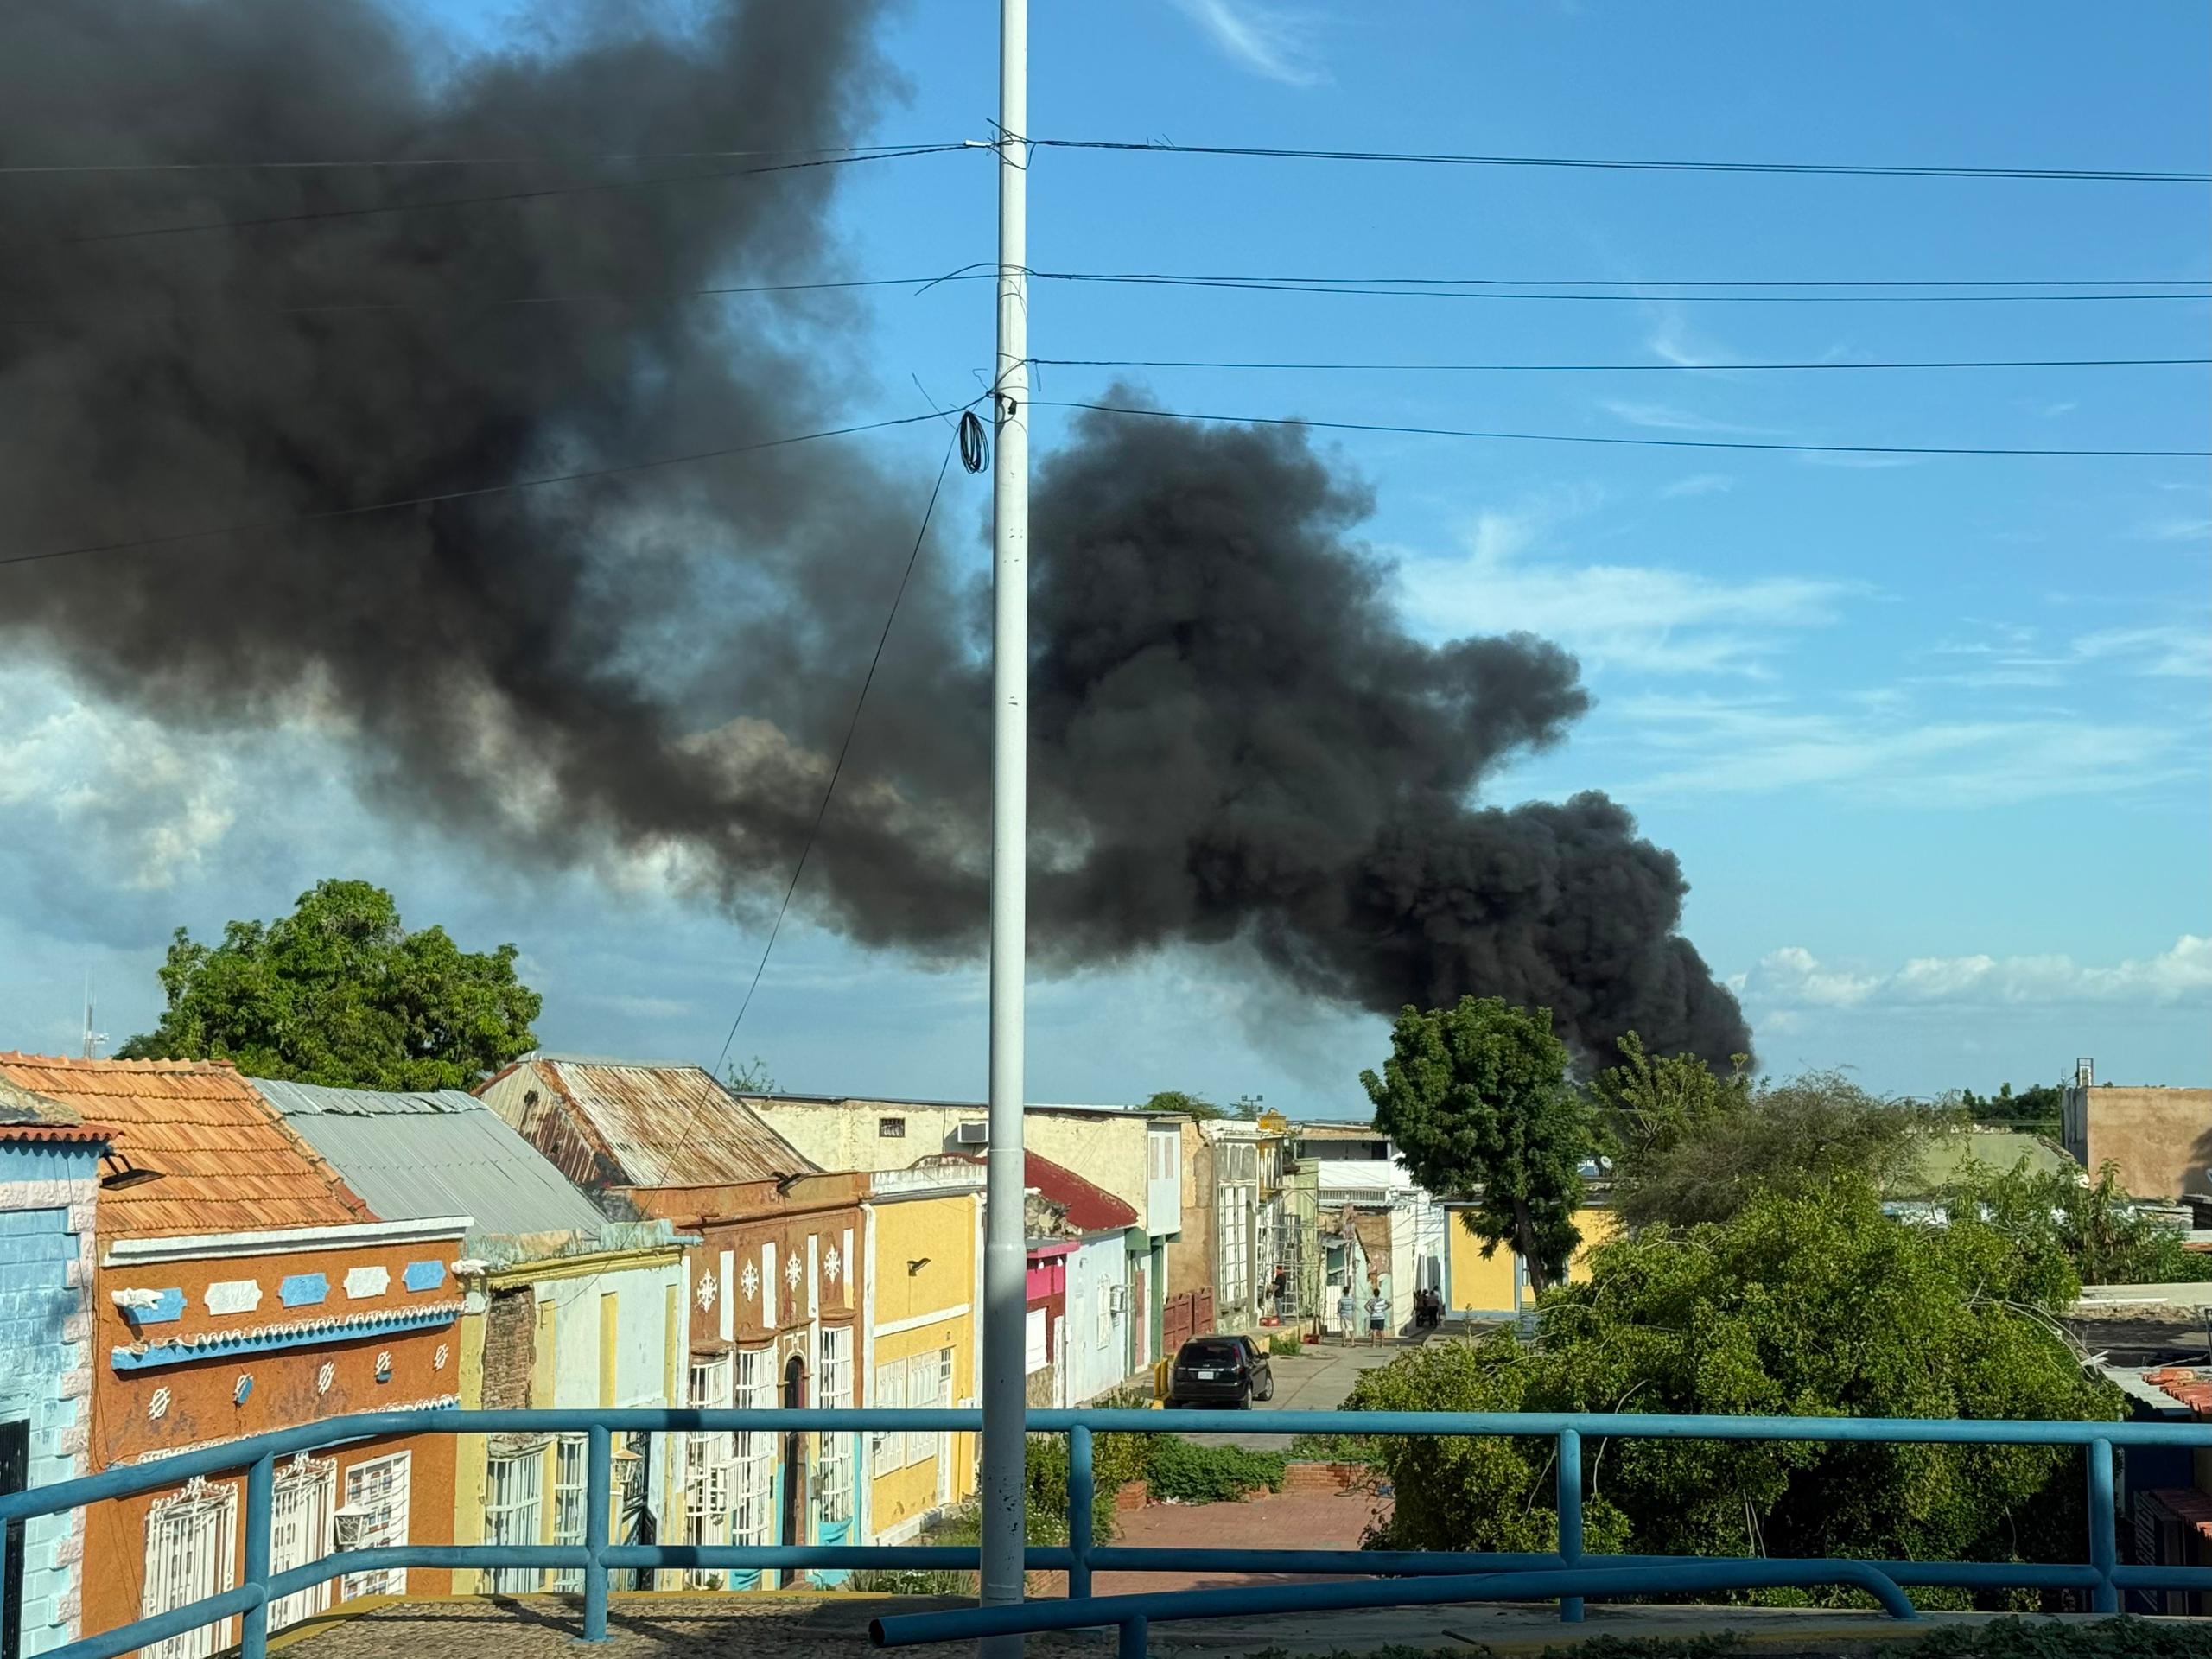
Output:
[[1166, 1333, 1274, 1408]]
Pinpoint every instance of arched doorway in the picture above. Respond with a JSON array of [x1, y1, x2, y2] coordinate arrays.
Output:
[[780, 1353, 807, 1586]]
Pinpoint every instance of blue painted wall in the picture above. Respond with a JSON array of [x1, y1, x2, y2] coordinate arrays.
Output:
[[0, 1138, 101, 1657]]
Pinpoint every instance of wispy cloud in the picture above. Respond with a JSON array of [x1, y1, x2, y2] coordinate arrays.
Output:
[[1661, 473, 1735, 499], [1166, 0, 1326, 85], [1602, 399, 1776, 436], [1741, 935, 2211, 1011], [1395, 493, 1861, 677], [2071, 624, 2212, 678], [1611, 691, 2193, 805], [2141, 516, 2212, 543]]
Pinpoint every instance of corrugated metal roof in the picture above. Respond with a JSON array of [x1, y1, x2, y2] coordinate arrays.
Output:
[[0, 1054, 370, 1236], [526, 1059, 818, 1189], [252, 1077, 611, 1240]]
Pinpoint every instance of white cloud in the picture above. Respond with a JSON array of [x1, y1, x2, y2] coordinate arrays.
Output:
[[1661, 473, 1735, 499], [2073, 625, 2212, 678], [1611, 692, 2193, 806], [1166, 0, 1326, 85], [1601, 399, 1775, 436], [1396, 493, 1861, 677], [0, 677, 238, 890], [1744, 936, 2212, 1011], [2142, 517, 2212, 543]]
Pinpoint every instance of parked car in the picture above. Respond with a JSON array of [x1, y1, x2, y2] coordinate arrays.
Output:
[[1167, 1333, 1274, 1408]]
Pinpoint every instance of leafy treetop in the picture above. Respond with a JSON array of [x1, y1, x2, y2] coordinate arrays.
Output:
[[1141, 1089, 1229, 1121], [118, 879, 541, 1092], [1362, 996, 1589, 1294], [1344, 1175, 2120, 1608]]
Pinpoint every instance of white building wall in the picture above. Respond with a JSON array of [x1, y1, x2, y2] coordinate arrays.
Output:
[[1061, 1235, 1131, 1404]]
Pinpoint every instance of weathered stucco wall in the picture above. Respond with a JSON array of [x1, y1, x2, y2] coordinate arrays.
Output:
[[2070, 1086, 2212, 1200]]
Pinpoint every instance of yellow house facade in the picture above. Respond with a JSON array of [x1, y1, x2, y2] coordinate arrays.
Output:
[[861, 1166, 984, 1544], [1444, 1204, 1618, 1316], [447, 1241, 687, 1592]]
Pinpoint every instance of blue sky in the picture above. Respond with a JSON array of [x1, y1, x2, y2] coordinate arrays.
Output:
[[2, 0, 2205, 1109]]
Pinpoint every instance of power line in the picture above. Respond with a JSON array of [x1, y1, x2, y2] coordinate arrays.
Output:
[[36, 144, 972, 249], [1034, 354, 2211, 375], [1031, 136, 2212, 185], [1060, 272, 2212, 289], [1032, 271, 2211, 305], [3, 268, 1000, 329], [699, 410, 987, 1106], [1038, 398, 2211, 460], [0, 404, 977, 572], [0, 142, 971, 176], [15, 265, 2205, 332]]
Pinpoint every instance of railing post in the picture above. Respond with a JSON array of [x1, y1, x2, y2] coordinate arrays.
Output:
[[240, 1452, 274, 1659], [1068, 1426, 1095, 1601], [1555, 1427, 1584, 1624], [1117, 1612, 1147, 1659], [2088, 1436, 2117, 1615], [583, 1424, 612, 1642]]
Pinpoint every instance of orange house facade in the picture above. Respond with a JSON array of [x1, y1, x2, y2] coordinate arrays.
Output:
[[477, 1058, 868, 1588], [0, 1056, 467, 1658]]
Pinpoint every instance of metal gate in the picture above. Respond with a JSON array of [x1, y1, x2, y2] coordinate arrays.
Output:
[[267, 1455, 335, 1630], [143, 1478, 237, 1659], [1162, 1287, 1216, 1354], [339, 1452, 410, 1601]]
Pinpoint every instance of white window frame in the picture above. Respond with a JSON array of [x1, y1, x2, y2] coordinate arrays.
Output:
[[732, 1347, 775, 1548], [817, 1326, 855, 1526], [1217, 1182, 1252, 1309], [482, 1441, 546, 1594], [340, 1452, 412, 1601], [905, 1346, 944, 1470], [870, 1357, 907, 1478], [267, 1454, 336, 1633], [143, 1477, 238, 1659], [683, 1355, 734, 1586], [549, 1434, 588, 1592]]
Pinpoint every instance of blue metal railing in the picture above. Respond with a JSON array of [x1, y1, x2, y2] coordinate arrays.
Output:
[[3, 1406, 2209, 1659]]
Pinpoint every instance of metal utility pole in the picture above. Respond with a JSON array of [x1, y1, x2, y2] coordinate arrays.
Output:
[[979, 0, 1031, 1649]]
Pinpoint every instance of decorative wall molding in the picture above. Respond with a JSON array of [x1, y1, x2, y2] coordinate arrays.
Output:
[[401, 1260, 446, 1293], [344, 1265, 391, 1300], [204, 1280, 263, 1316], [279, 1273, 329, 1307], [110, 1300, 462, 1372], [103, 1214, 473, 1265]]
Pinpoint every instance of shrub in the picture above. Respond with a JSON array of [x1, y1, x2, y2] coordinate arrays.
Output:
[[1268, 1332, 1304, 1357], [1144, 1437, 1287, 1504]]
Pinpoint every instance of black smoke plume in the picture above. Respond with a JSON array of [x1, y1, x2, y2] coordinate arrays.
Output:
[[0, 0, 1751, 1067]]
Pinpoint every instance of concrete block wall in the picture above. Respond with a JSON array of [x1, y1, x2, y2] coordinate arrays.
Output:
[[0, 1141, 101, 1657]]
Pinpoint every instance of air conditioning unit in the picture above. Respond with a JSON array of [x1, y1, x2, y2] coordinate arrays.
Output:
[[954, 1121, 990, 1146], [1106, 1284, 1129, 1313], [331, 1506, 374, 1549]]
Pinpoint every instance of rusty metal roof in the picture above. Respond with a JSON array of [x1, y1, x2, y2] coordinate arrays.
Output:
[[0, 1073, 98, 1137], [0, 1054, 372, 1236], [506, 1058, 818, 1189]]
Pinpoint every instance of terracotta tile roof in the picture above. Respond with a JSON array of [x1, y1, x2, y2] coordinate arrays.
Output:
[[0, 1074, 110, 1141], [0, 1054, 371, 1236], [2146, 1487, 2212, 1539], [943, 1150, 1138, 1235], [491, 1058, 817, 1189], [2143, 1366, 2212, 1415]]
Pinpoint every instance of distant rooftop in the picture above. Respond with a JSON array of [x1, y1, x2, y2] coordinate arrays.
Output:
[[488, 1058, 817, 1189]]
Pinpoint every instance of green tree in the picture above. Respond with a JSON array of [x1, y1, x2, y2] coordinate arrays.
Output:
[[1362, 996, 1589, 1294], [1344, 1178, 2120, 1606], [1141, 1089, 1228, 1121], [724, 1056, 778, 1094], [1607, 1066, 1955, 1232], [1942, 1158, 2212, 1288], [118, 879, 541, 1090], [1956, 1080, 2066, 1138]]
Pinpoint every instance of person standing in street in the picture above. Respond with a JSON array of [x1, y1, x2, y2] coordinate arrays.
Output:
[[1336, 1284, 1357, 1346], [1366, 1287, 1389, 1345]]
